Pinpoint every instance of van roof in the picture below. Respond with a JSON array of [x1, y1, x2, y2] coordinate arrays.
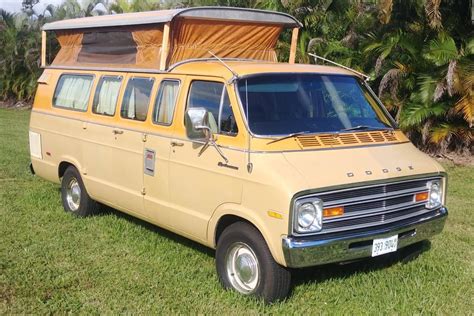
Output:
[[169, 60, 359, 79], [42, 7, 302, 31], [42, 7, 301, 71]]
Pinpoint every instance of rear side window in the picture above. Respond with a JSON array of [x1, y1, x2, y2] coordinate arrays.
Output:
[[92, 76, 122, 116], [120, 77, 154, 121], [53, 74, 94, 111], [188, 81, 238, 135], [153, 80, 180, 125]]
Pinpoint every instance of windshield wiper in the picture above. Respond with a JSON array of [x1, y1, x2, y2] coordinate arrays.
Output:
[[340, 125, 391, 132], [267, 131, 310, 144]]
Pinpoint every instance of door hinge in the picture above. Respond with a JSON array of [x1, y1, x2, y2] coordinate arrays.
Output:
[[141, 188, 146, 195], [142, 133, 147, 142]]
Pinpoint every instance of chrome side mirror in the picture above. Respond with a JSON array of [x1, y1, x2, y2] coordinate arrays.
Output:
[[185, 107, 209, 141], [185, 107, 228, 163]]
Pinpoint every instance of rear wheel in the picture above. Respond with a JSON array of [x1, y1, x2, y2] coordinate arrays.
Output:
[[61, 166, 99, 217], [216, 222, 291, 303]]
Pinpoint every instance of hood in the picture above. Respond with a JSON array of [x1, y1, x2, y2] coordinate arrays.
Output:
[[282, 142, 442, 191]]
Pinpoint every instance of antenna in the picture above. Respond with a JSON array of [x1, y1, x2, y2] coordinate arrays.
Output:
[[208, 50, 239, 84], [245, 79, 252, 173], [308, 53, 370, 81]]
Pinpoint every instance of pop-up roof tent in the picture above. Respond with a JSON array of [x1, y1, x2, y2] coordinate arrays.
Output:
[[41, 7, 302, 71]]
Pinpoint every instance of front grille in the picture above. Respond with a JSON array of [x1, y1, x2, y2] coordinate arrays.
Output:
[[296, 176, 441, 235]]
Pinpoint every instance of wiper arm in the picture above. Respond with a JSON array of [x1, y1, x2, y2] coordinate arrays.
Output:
[[267, 131, 310, 144], [340, 125, 391, 132]]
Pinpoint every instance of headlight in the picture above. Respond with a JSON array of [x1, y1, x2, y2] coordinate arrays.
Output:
[[295, 199, 323, 233], [426, 180, 443, 209]]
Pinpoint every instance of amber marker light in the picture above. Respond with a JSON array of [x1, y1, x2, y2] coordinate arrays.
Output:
[[323, 206, 344, 218], [267, 210, 283, 219], [415, 191, 429, 202]]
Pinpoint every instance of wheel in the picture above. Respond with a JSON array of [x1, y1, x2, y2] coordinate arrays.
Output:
[[216, 222, 291, 303], [61, 166, 99, 217]]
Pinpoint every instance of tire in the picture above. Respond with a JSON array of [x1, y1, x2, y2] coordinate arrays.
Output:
[[216, 222, 291, 303], [61, 166, 99, 217]]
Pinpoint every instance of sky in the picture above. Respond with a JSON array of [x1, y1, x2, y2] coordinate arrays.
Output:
[[0, 0, 64, 13]]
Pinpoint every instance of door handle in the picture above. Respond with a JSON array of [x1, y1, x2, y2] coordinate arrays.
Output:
[[170, 140, 184, 147], [112, 129, 124, 135]]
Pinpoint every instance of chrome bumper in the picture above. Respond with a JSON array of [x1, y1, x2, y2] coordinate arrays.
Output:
[[282, 207, 447, 268]]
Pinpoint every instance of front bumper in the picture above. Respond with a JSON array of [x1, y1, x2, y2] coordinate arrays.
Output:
[[282, 206, 447, 268]]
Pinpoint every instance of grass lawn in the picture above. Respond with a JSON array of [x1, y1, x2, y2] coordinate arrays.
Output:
[[1, 108, 473, 314]]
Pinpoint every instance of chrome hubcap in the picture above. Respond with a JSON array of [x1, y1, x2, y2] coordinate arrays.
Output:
[[66, 178, 81, 211], [226, 242, 260, 293]]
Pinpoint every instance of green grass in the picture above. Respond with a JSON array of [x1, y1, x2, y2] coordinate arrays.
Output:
[[1, 108, 473, 314]]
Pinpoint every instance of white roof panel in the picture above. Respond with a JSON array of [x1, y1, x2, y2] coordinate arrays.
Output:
[[42, 7, 302, 31]]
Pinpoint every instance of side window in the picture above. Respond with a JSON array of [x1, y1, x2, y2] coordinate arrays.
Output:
[[120, 77, 154, 121], [53, 74, 93, 111], [188, 81, 238, 135], [92, 75, 122, 116], [219, 91, 238, 135], [153, 80, 180, 125]]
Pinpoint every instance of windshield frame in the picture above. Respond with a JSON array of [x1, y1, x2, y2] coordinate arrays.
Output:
[[233, 72, 398, 138]]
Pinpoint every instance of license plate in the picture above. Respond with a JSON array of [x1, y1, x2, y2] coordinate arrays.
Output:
[[372, 235, 398, 257]]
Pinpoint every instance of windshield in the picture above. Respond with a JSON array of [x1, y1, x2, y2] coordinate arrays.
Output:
[[237, 74, 394, 136]]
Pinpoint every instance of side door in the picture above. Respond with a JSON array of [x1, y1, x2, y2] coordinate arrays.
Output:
[[142, 78, 181, 226], [84, 74, 155, 215], [167, 77, 246, 241]]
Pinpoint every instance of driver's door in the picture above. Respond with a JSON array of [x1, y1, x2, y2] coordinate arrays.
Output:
[[167, 77, 244, 242]]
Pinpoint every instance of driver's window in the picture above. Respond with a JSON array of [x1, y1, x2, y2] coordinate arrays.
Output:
[[187, 80, 238, 136]]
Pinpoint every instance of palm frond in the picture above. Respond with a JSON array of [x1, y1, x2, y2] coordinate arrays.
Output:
[[424, 0, 442, 30], [377, 0, 393, 24], [430, 123, 473, 146], [423, 34, 458, 66], [400, 101, 449, 129], [454, 95, 474, 127]]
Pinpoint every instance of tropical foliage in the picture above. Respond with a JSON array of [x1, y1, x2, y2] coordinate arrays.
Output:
[[0, 0, 472, 153]]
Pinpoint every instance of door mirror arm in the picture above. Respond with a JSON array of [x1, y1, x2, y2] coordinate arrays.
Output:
[[196, 125, 229, 164], [185, 107, 229, 163]]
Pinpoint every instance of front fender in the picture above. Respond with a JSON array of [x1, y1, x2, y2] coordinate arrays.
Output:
[[207, 203, 288, 266]]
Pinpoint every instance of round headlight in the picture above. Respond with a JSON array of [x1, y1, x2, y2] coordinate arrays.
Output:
[[297, 203, 316, 228], [295, 199, 323, 233]]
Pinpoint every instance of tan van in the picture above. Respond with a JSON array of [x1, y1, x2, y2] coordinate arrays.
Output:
[[30, 7, 448, 302]]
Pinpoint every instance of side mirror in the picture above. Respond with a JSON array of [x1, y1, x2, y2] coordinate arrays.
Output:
[[184, 107, 229, 163], [185, 107, 211, 140]]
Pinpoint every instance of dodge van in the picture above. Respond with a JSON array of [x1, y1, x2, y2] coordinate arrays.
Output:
[[29, 7, 448, 302]]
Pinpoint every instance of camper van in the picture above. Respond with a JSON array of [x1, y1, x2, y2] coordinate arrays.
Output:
[[29, 7, 448, 302]]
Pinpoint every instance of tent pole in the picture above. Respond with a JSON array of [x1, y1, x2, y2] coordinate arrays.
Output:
[[41, 31, 46, 68], [160, 23, 170, 71], [289, 27, 299, 64]]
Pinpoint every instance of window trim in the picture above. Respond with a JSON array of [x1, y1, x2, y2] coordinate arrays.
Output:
[[120, 76, 155, 122], [92, 75, 123, 117], [186, 79, 239, 137], [152, 79, 181, 127], [52, 73, 95, 112]]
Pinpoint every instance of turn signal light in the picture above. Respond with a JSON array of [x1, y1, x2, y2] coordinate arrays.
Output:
[[415, 191, 429, 202], [323, 206, 344, 218]]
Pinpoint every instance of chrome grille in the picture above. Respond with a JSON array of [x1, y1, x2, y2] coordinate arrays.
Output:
[[297, 177, 441, 235]]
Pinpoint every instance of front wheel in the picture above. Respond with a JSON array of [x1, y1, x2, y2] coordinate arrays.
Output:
[[216, 222, 291, 303]]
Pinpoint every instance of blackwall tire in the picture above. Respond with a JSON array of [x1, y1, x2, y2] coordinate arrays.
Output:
[[61, 166, 99, 217], [216, 222, 291, 303]]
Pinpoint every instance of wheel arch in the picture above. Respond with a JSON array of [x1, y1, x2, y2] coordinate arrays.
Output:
[[57, 156, 83, 180], [208, 204, 287, 266]]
